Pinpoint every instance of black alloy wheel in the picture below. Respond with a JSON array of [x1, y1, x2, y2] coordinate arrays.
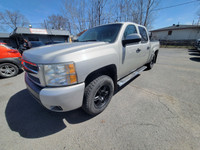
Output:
[[82, 75, 114, 115], [94, 85, 110, 109]]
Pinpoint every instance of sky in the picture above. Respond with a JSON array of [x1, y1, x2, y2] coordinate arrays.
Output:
[[152, 0, 200, 29], [0, 0, 199, 33]]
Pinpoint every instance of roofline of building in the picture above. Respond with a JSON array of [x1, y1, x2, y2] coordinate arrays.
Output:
[[10, 27, 70, 37], [150, 25, 200, 32], [0, 33, 10, 38], [10, 32, 70, 36]]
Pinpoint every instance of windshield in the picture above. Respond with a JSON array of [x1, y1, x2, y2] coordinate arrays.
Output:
[[78, 24, 122, 43]]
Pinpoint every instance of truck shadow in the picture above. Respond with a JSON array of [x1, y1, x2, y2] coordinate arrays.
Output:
[[5, 89, 93, 138], [188, 49, 200, 62], [188, 49, 198, 53], [190, 57, 200, 62], [6, 75, 140, 139], [188, 53, 200, 56], [115, 74, 140, 94]]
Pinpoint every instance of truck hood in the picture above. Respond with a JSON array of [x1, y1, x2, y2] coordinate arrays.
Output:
[[23, 42, 107, 63]]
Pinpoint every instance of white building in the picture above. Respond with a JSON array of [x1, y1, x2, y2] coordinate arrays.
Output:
[[150, 25, 200, 45]]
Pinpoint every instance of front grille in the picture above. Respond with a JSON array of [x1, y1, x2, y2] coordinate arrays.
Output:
[[23, 60, 38, 74], [28, 73, 40, 84], [23, 60, 42, 86], [25, 74, 42, 103], [25, 63, 38, 72]]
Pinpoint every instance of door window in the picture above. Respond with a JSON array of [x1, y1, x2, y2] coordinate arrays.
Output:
[[123, 25, 137, 39]]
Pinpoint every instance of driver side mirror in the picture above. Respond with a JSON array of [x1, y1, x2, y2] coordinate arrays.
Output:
[[122, 34, 141, 47]]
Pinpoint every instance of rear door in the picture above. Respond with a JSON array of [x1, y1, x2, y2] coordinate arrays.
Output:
[[138, 26, 150, 66], [120, 25, 141, 77]]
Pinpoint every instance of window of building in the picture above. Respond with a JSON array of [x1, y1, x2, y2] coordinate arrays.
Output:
[[168, 31, 172, 35]]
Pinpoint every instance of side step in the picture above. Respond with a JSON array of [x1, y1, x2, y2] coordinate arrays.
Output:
[[117, 66, 147, 87]]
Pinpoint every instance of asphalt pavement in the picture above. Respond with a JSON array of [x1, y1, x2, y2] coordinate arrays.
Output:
[[0, 48, 200, 150]]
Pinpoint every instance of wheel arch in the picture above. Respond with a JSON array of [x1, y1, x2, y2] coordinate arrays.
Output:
[[0, 58, 21, 68], [84, 64, 118, 91], [154, 50, 159, 63]]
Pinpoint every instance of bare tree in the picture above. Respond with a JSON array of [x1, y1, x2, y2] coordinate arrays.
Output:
[[88, 0, 104, 27], [41, 14, 68, 30], [133, 0, 159, 28], [63, 0, 109, 33], [112, 0, 159, 29], [196, 8, 200, 25], [0, 10, 29, 30], [0, 12, 6, 31], [61, 0, 160, 33], [95, 0, 108, 25], [63, 0, 88, 34]]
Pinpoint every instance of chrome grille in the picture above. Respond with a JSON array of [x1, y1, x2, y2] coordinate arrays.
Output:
[[28, 73, 40, 84], [23, 60, 45, 87], [25, 63, 38, 72], [23, 61, 38, 74]]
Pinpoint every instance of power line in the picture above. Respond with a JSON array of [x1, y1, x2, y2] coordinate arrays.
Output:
[[154, 0, 199, 11]]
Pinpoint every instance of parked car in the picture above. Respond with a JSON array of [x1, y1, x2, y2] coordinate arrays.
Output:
[[29, 41, 45, 48], [194, 39, 200, 51], [0, 44, 22, 78], [19, 41, 45, 54], [23, 22, 160, 115]]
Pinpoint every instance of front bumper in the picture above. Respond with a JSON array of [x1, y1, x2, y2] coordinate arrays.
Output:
[[25, 73, 85, 112]]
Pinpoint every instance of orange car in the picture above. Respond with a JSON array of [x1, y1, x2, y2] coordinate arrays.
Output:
[[0, 44, 22, 78]]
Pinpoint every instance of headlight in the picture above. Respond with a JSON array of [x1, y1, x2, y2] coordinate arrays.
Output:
[[44, 63, 77, 86]]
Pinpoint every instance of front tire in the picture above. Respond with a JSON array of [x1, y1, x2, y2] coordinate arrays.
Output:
[[82, 75, 114, 116], [0, 63, 19, 78]]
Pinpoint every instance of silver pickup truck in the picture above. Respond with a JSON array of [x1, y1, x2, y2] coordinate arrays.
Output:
[[23, 22, 160, 115]]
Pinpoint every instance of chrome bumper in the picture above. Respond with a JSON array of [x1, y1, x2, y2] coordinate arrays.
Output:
[[25, 73, 85, 112]]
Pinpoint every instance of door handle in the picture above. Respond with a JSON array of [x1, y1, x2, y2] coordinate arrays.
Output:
[[147, 46, 150, 50], [136, 48, 141, 53]]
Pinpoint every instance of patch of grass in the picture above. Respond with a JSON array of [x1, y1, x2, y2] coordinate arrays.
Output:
[[160, 45, 194, 49]]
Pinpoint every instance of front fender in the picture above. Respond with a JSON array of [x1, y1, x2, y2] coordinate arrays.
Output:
[[75, 47, 119, 83]]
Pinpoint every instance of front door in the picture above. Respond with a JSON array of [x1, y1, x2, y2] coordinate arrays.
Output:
[[120, 25, 141, 78]]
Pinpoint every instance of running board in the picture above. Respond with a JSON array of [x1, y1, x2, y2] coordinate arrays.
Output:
[[117, 66, 147, 87]]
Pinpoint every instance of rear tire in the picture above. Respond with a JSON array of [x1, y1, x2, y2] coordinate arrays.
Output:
[[82, 75, 114, 116], [146, 53, 156, 70], [0, 63, 19, 78]]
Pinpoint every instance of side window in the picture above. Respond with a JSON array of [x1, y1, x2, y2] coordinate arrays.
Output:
[[138, 26, 148, 43], [123, 25, 137, 39]]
